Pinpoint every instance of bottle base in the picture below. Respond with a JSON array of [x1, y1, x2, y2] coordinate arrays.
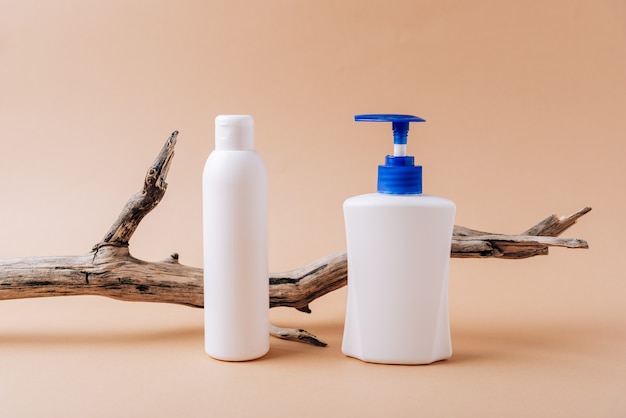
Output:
[[206, 346, 270, 362], [342, 350, 452, 366]]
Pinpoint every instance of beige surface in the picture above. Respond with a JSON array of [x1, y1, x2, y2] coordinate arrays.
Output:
[[1, 0, 625, 416]]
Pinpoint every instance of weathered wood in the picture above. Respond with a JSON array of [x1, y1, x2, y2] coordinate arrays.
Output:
[[0, 132, 591, 346], [522, 207, 592, 237], [99, 131, 177, 247], [0, 247, 203, 307]]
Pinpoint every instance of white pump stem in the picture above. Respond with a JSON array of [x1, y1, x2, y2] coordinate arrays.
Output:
[[394, 144, 407, 157]]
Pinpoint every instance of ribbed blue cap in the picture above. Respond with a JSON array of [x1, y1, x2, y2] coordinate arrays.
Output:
[[355, 114, 425, 195], [377, 156, 422, 194]]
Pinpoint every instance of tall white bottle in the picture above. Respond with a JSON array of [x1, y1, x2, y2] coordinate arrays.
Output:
[[342, 114, 456, 365], [202, 115, 269, 361]]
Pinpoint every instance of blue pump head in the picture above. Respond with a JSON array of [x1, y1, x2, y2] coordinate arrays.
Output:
[[355, 114, 425, 194]]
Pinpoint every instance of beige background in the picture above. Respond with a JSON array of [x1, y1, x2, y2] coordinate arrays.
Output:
[[1, 0, 625, 416]]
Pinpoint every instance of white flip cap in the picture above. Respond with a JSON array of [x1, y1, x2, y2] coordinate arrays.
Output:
[[215, 115, 254, 150]]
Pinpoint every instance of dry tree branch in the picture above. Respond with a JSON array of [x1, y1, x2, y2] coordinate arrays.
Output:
[[0, 132, 591, 347], [99, 130, 177, 247]]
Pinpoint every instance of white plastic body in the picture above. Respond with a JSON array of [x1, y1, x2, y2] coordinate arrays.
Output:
[[202, 116, 269, 361], [342, 193, 456, 364]]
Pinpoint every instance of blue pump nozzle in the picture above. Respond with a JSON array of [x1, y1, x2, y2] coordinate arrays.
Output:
[[355, 114, 426, 195]]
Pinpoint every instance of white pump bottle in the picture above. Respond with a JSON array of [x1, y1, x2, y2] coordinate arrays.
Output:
[[342, 114, 456, 365], [202, 115, 269, 361]]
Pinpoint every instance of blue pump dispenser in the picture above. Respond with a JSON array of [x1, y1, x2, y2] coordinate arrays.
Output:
[[355, 114, 425, 195]]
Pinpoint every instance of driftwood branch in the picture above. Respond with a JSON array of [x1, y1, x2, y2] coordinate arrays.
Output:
[[0, 132, 591, 347], [100, 130, 177, 247]]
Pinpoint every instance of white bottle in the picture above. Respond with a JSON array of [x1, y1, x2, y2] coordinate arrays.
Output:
[[342, 114, 456, 365], [202, 115, 269, 361]]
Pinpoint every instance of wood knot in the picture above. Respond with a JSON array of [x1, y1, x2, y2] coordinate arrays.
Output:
[[163, 253, 180, 264]]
